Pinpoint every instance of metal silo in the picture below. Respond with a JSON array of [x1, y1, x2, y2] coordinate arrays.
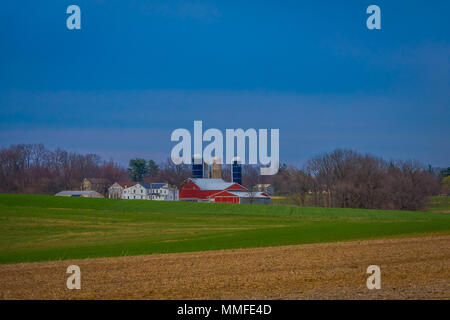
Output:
[[212, 157, 222, 179], [192, 154, 203, 178], [231, 157, 242, 185]]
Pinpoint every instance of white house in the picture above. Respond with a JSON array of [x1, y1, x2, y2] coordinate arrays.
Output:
[[148, 183, 179, 201], [122, 183, 179, 201], [108, 182, 136, 199]]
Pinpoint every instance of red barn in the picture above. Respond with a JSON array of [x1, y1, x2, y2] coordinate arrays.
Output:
[[179, 178, 270, 204], [207, 190, 270, 204], [179, 178, 246, 201]]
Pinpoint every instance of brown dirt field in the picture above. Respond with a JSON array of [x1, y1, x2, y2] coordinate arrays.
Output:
[[0, 235, 449, 300]]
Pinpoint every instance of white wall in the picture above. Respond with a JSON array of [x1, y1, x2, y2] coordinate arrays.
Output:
[[122, 184, 149, 200], [121, 183, 179, 201]]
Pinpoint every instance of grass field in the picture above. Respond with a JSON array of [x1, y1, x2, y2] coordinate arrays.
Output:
[[427, 196, 450, 213], [0, 194, 449, 264]]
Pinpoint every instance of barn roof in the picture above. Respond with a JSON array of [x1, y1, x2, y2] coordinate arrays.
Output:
[[112, 181, 136, 188], [150, 183, 167, 189], [228, 191, 270, 198], [190, 178, 242, 190], [55, 190, 103, 197]]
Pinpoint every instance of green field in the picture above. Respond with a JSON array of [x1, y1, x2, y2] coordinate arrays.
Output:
[[427, 196, 450, 213], [0, 194, 449, 264]]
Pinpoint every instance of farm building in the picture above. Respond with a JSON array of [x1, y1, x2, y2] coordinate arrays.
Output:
[[179, 178, 246, 201], [80, 178, 109, 194], [208, 189, 270, 204], [254, 184, 274, 195], [122, 183, 178, 201], [108, 181, 137, 199], [179, 178, 270, 204], [54, 190, 104, 198], [180, 155, 270, 204]]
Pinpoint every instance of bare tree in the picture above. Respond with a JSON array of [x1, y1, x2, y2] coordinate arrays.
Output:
[[0, 144, 127, 194]]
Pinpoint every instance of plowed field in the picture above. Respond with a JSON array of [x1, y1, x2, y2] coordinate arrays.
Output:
[[1, 235, 448, 299]]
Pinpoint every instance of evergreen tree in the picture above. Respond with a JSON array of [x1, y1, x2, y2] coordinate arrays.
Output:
[[127, 158, 149, 182]]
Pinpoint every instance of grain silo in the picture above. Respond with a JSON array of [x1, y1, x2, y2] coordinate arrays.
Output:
[[192, 154, 203, 178], [212, 157, 222, 179], [231, 157, 242, 185]]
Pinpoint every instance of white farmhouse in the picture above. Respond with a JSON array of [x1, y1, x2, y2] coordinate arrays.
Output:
[[108, 181, 136, 199], [148, 183, 179, 201], [122, 183, 179, 201], [122, 183, 148, 200]]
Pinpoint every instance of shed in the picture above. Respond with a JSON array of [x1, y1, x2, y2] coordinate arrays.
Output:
[[55, 190, 104, 198]]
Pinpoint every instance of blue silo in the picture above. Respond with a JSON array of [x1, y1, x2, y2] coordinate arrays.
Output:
[[192, 154, 203, 178], [232, 159, 242, 185]]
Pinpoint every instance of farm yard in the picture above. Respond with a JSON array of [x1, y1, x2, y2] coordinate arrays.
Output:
[[0, 194, 449, 299]]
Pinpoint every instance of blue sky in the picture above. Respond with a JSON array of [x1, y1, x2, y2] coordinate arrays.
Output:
[[0, 1, 449, 167]]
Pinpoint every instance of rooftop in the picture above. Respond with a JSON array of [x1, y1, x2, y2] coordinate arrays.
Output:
[[55, 190, 103, 196], [190, 178, 243, 190], [125, 183, 169, 189], [227, 191, 270, 198]]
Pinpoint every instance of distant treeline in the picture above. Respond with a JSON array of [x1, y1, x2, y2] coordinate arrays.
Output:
[[0, 144, 128, 194], [0, 144, 444, 210], [0, 144, 193, 195], [269, 149, 442, 210]]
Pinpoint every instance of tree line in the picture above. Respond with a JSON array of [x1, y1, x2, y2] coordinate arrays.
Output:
[[0, 144, 192, 194], [269, 149, 443, 210], [0, 144, 445, 210], [0, 144, 128, 194]]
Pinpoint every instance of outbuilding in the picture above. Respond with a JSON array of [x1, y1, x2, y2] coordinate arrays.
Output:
[[207, 190, 270, 204], [54, 190, 104, 198]]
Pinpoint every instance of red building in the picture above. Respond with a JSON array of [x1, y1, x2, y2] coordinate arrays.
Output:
[[179, 178, 270, 204], [180, 178, 245, 201], [207, 189, 270, 204]]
